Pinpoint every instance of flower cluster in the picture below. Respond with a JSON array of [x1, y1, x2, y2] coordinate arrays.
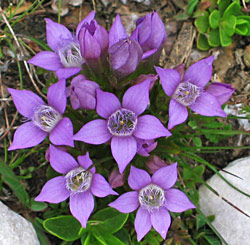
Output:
[[7, 10, 234, 241]]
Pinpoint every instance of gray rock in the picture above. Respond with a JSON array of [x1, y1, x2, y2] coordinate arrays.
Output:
[[0, 201, 40, 245], [199, 156, 250, 245]]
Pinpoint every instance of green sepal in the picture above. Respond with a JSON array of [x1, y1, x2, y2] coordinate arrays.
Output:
[[196, 33, 211, 50], [195, 11, 209, 33], [209, 10, 220, 29]]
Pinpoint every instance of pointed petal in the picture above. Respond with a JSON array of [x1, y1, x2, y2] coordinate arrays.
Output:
[[45, 18, 73, 51], [96, 89, 121, 119], [184, 56, 214, 88], [47, 79, 66, 114], [155, 66, 180, 97], [111, 136, 137, 173], [109, 191, 139, 213], [91, 173, 118, 197], [133, 115, 171, 140], [56, 67, 81, 79], [122, 79, 151, 116], [77, 152, 95, 173], [49, 145, 78, 174], [128, 166, 151, 190], [142, 49, 157, 59], [109, 14, 128, 47], [135, 207, 152, 241], [152, 163, 178, 190], [76, 11, 96, 38], [49, 117, 74, 147], [8, 88, 45, 118], [73, 119, 111, 145], [190, 92, 226, 117], [35, 176, 70, 203], [168, 99, 188, 129], [69, 191, 94, 228], [165, 188, 196, 212], [28, 51, 63, 71], [8, 122, 47, 150], [150, 208, 171, 240]]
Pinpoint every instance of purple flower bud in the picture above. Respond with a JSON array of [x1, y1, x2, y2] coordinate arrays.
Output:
[[133, 74, 158, 90], [146, 155, 168, 174], [108, 168, 124, 188], [131, 12, 167, 53], [137, 139, 158, 157], [67, 74, 100, 110], [79, 20, 109, 60], [205, 82, 235, 105], [109, 38, 143, 77]]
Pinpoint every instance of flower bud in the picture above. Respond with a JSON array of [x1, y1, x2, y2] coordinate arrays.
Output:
[[137, 139, 158, 157], [108, 168, 124, 188], [146, 155, 167, 174]]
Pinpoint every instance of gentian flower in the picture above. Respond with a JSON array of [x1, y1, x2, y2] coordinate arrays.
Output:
[[108, 168, 124, 189], [136, 139, 157, 157], [66, 74, 100, 110], [109, 164, 195, 241], [8, 79, 74, 150], [73, 79, 171, 173], [155, 56, 231, 129], [146, 155, 167, 174], [28, 11, 95, 79], [35, 145, 117, 228]]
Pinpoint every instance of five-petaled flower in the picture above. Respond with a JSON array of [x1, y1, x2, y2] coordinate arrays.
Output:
[[73, 78, 171, 173], [35, 145, 117, 228], [8, 79, 74, 150], [155, 56, 234, 129], [109, 163, 195, 241]]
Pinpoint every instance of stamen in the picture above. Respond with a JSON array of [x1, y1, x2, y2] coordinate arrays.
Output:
[[139, 184, 165, 212], [107, 109, 137, 136], [65, 167, 93, 194], [32, 105, 62, 132], [58, 41, 83, 68], [173, 81, 201, 107]]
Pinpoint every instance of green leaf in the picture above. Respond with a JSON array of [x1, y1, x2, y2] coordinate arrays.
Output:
[[193, 165, 205, 176], [187, 0, 198, 15], [195, 11, 209, 33], [30, 198, 48, 211], [91, 207, 129, 234], [223, 1, 242, 19], [207, 28, 220, 47], [193, 137, 202, 147], [43, 215, 83, 241], [218, 0, 230, 16], [93, 229, 124, 245], [209, 10, 220, 29], [196, 33, 211, 50], [0, 160, 30, 207], [81, 233, 99, 245], [114, 228, 131, 244], [196, 214, 207, 230], [236, 16, 250, 35], [219, 27, 233, 47], [221, 15, 236, 36]]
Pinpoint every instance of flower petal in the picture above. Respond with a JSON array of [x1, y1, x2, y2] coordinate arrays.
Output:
[[49, 145, 78, 174], [96, 89, 121, 119], [76, 11, 96, 38], [128, 166, 151, 191], [152, 163, 178, 190], [111, 136, 137, 173], [183, 56, 214, 88], [133, 115, 171, 140], [150, 208, 171, 240], [165, 188, 196, 212], [122, 79, 151, 116], [45, 18, 73, 51], [77, 152, 95, 173], [69, 191, 94, 228], [109, 191, 139, 213], [73, 119, 112, 145], [190, 92, 226, 117], [35, 176, 70, 203], [8, 122, 47, 150], [135, 207, 152, 241], [155, 66, 180, 96], [47, 79, 66, 114], [56, 67, 81, 79], [49, 117, 74, 147], [28, 51, 63, 71], [91, 173, 118, 197], [109, 14, 128, 47], [8, 88, 45, 118], [168, 99, 188, 129]]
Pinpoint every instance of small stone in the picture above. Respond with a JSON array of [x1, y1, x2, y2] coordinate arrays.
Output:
[[0, 201, 39, 245], [199, 156, 250, 245]]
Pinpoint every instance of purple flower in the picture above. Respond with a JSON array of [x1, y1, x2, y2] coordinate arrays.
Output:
[[35, 145, 117, 228], [146, 155, 167, 174], [108, 168, 124, 189], [109, 164, 195, 241], [8, 80, 74, 150], [136, 139, 157, 157], [66, 74, 100, 110], [155, 56, 230, 129], [73, 79, 171, 173]]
